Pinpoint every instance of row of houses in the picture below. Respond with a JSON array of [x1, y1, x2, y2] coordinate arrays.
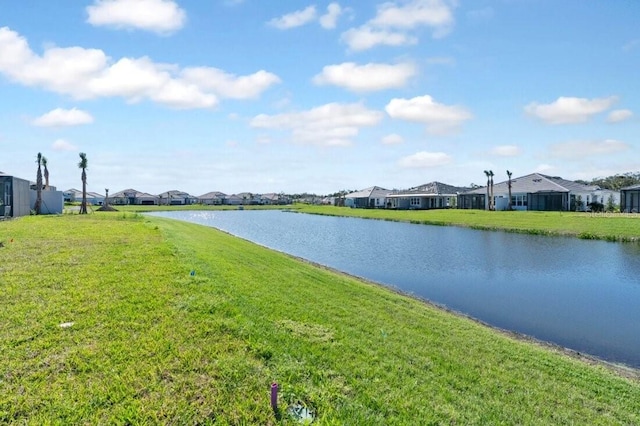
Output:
[[343, 173, 640, 213], [63, 188, 292, 207]]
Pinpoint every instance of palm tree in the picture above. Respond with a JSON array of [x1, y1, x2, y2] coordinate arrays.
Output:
[[483, 170, 491, 210], [34, 153, 43, 214], [489, 170, 495, 210], [78, 152, 88, 214], [507, 170, 513, 210], [42, 156, 50, 190]]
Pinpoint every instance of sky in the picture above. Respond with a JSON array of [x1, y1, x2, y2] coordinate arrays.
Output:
[[1, 0, 638, 196]]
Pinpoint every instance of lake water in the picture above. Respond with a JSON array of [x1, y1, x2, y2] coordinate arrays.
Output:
[[148, 210, 640, 369]]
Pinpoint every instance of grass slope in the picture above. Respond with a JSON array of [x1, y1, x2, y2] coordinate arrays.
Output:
[[1, 214, 639, 424], [296, 205, 640, 242]]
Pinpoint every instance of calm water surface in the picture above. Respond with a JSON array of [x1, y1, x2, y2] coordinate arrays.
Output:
[[148, 210, 640, 368]]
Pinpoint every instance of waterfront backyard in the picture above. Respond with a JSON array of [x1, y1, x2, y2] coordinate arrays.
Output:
[[1, 213, 639, 424]]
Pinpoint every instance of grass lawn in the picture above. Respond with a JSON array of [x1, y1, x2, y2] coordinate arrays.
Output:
[[2, 213, 638, 424], [295, 205, 640, 242]]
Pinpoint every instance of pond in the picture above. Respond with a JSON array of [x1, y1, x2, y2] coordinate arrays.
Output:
[[148, 209, 640, 369]]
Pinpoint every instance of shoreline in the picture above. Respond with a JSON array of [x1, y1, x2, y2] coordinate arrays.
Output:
[[202, 220, 640, 381]]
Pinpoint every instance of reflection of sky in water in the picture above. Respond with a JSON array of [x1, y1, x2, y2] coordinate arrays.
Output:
[[148, 210, 640, 368]]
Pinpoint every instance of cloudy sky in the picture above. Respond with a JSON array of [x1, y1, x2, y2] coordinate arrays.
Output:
[[1, 0, 638, 196]]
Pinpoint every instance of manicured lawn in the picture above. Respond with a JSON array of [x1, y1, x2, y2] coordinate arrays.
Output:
[[295, 205, 640, 242], [2, 213, 638, 424]]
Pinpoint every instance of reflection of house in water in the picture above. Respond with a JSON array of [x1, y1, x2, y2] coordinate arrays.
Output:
[[458, 173, 619, 211]]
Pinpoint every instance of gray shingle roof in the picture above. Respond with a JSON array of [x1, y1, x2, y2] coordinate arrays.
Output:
[[461, 173, 598, 195], [389, 181, 469, 197], [346, 186, 390, 199]]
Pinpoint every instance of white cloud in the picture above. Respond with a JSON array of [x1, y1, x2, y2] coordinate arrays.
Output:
[[370, 0, 455, 33], [385, 95, 472, 134], [341, 0, 456, 50], [32, 108, 94, 127], [313, 62, 416, 92], [320, 3, 343, 29], [382, 134, 404, 145], [524, 96, 617, 124], [607, 109, 633, 123], [52, 139, 78, 151], [549, 139, 630, 159], [181, 67, 281, 99], [86, 0, 186, 34], [490, 145, 521, 157], [341, 26, 417, 51], [0, 27, 277, 109], [398, 151, 452, 168], [268, 6, 317, 29], [250, 102, 383, 147]]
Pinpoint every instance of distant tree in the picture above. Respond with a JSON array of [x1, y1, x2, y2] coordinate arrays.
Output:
[[34, 153, 43, 214], [506, 170, 513, 210], [42, 156, 50, 190], [575, 195, 584, 212], [78, 152, 88, 214]]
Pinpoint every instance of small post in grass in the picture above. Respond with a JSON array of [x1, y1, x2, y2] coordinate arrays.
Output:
[[270, 382, 279, 415]]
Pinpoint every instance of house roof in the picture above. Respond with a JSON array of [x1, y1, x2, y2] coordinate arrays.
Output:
[[110, 188, 158, 199], [461, 173, 599, 195], [346, 186, 390, 199], [388, 181, 469, 197], [621, 184, 640, 191], [158, 190, 196, 198], [198, 191, 227, 199]]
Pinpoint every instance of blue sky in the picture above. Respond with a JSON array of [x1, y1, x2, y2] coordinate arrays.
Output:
[[1, 0, 638, 196]]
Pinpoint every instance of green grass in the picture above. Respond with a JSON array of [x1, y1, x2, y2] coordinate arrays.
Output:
[[295, 205, 640, 242], [1, 213, 639, 424]]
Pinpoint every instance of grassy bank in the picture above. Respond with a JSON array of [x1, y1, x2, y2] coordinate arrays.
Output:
[[295, 205, 640, 242], [2, 214, 638, 424]]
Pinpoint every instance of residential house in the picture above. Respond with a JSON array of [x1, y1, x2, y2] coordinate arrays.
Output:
[[110, 188, 159, 205], [64, 188, 105, 205], [0, 171, 31, 218], [260, 193, 291, 205], [158, 190, 198, 205], [345, 186, 390, 208], [458, 173, 617, 211], [620, 184, 640, 213], [225, 194, 244, 205], [236, 192, 261, 205], [198, 191, 227, 205], [386, 182, 468, 210]]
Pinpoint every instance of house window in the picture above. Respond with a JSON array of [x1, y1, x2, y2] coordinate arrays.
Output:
[[511, 195, 527, 207], [410, 197, 420, 206]]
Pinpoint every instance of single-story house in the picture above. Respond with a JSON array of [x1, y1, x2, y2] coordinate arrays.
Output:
[[620, 184, 640, 213], [225, 194, 245, 205], [458, 173, 618, 211], [236, 192, 261, 205], [64, 188, 105, 205], [158, 190, 198, 205], [198, 191, 227, 205], [386, 182, 469, 210], [110, 188, 159, 205], [260, 193, 291, 205], [0, 171, 31, 218], [345, 186, 390, 208]]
